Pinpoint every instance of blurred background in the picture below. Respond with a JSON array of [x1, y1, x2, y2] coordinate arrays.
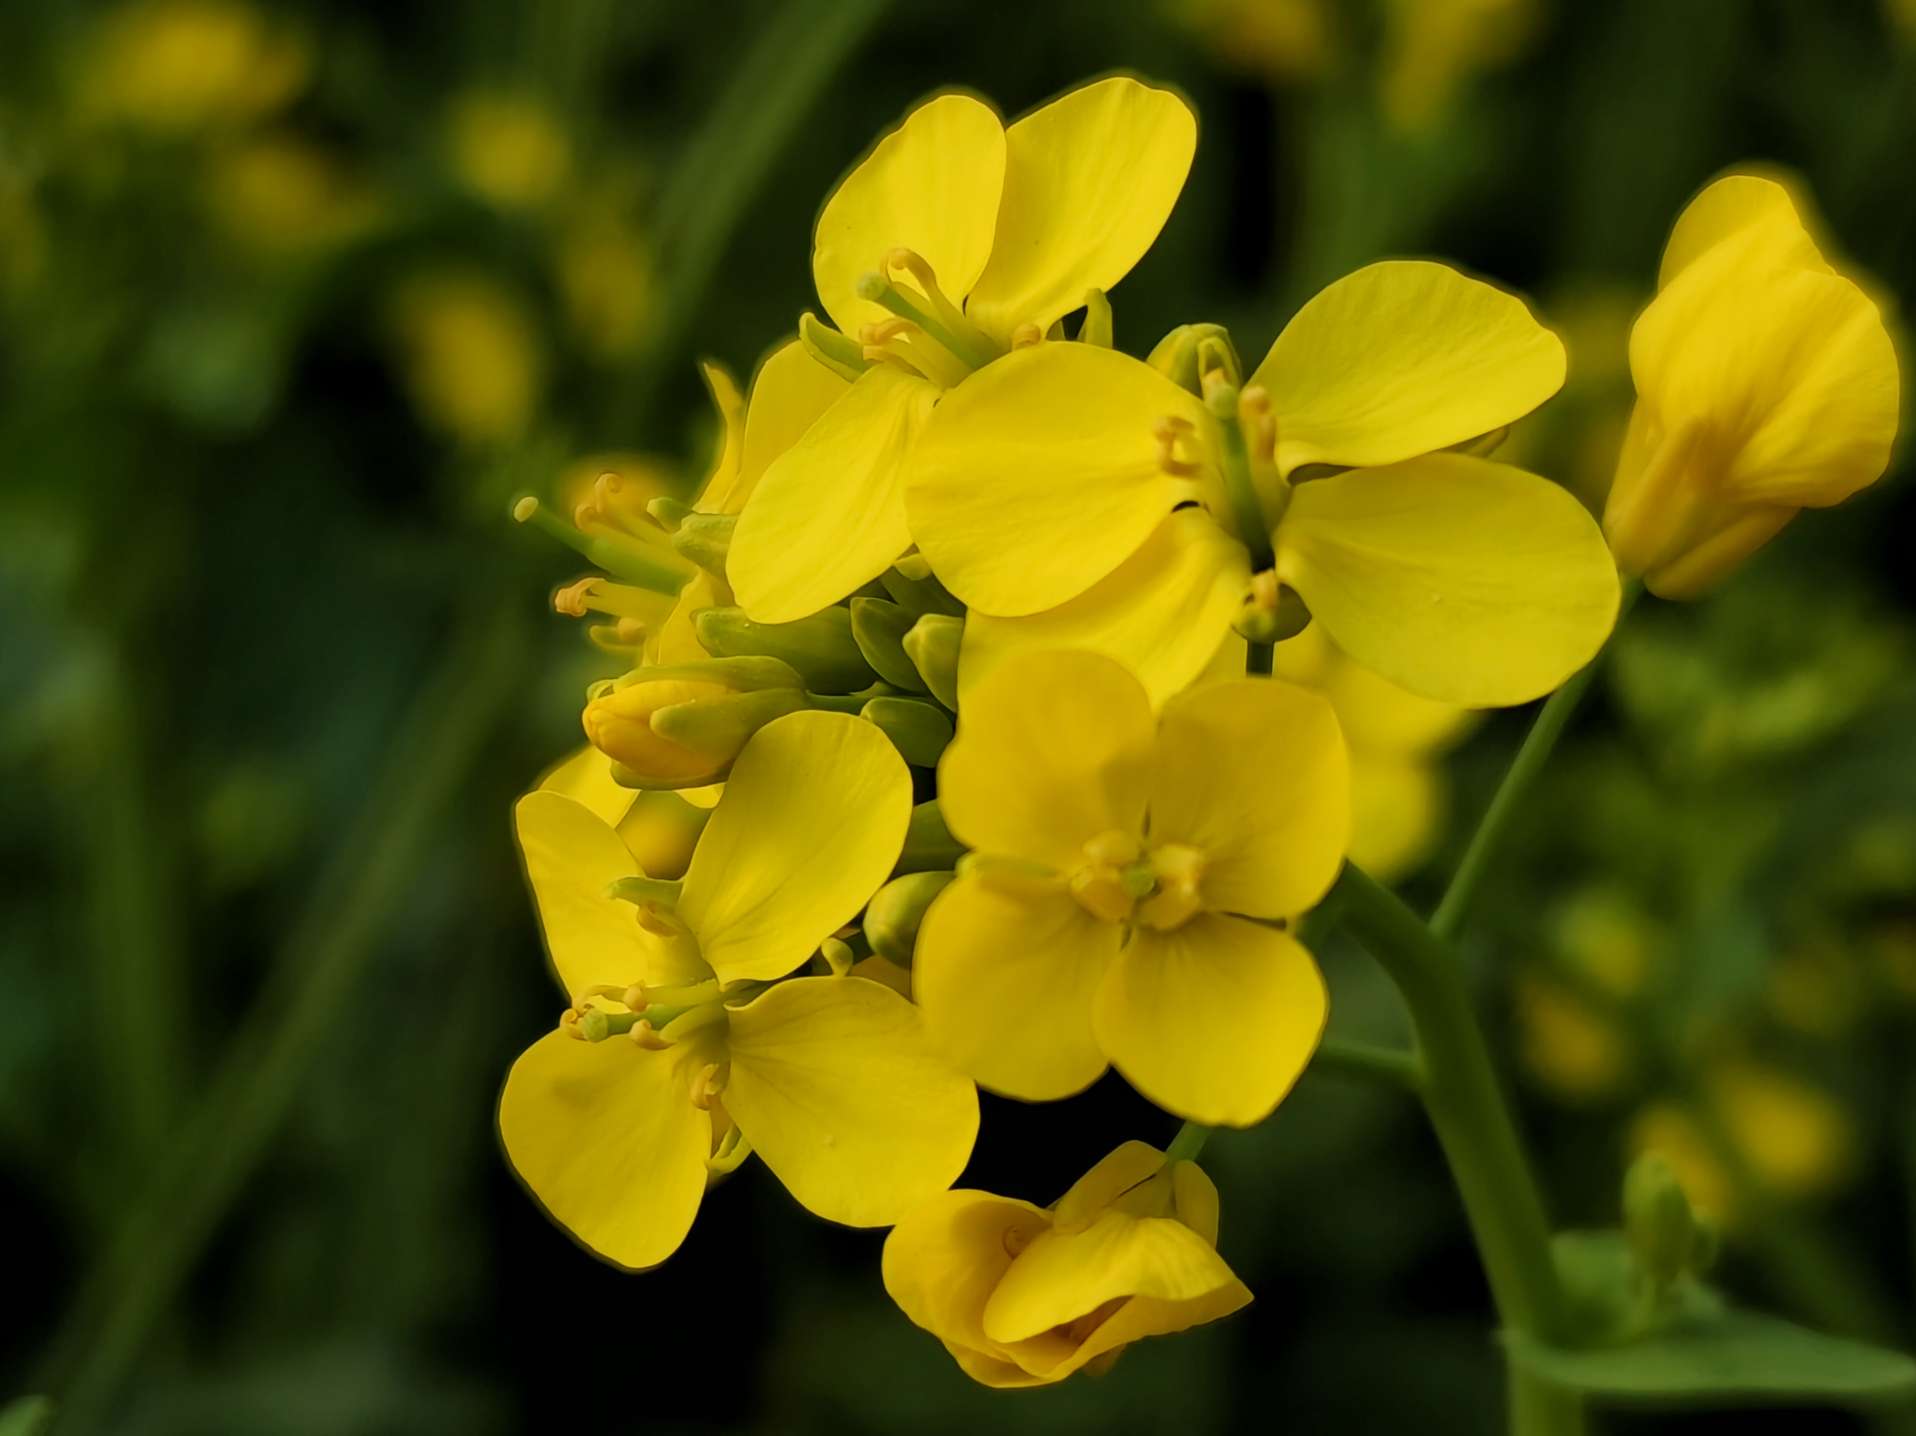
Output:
[[4, 0, 1915, 1431]]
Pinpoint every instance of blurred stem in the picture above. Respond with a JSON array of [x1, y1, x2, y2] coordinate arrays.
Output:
[[1431, 583, 1642, 943], [1245, 639, 1274, 676], [1332, 863, 1579, 1435], [41, 598, 528, 1433], [1312, 1034, 1423, 1090]]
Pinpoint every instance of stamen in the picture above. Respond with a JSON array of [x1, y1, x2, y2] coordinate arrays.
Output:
[[1153, 416, 1202, 478], [630, 1019, 669, 1050], [689, 1062, 729, 1110], [799, 310, 872, 382], [512, 496, 696, 596], [1002, 1224, 1035, 1258], [856, 267, 998, 372], [1010, 322, 1044, 350], [1136, 844, 1207, 932], [1239, 386, 1277, 464]]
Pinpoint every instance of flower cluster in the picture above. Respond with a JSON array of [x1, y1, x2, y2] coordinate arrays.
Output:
[[500, 76, 1896, 1383]]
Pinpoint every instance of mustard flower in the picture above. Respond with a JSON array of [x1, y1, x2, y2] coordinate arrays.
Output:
[[884, 1140, 1250, 1387], [912, 650, 1347, 1126], [728, 76, 1197, 622], [499, 711, 978, 1268], [1604, 173, 1900, 598], [908, 261, 1621, 708]]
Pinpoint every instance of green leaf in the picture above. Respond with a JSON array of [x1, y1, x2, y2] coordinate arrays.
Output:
[[1506, 1311, 1916, 1407]]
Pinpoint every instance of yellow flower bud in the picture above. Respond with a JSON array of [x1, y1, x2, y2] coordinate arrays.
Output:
[[1604, 173, 1899, 598], [583, 678, 740, 787], [582, 660, 808, 789]]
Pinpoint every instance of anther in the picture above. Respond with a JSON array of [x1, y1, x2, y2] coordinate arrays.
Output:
[[1153, 416, 1202, 478], [630, 1019, 669, 1051], [622, 982, 649, 1011], [690, 1062, 729, 1110], [1002, 1224, 1034, 1258], [1010, 322, 1044, 349], [1239, 385, 1278, 464]]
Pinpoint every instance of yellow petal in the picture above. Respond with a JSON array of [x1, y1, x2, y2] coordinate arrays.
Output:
[[727, 364, 936, 622], [689, 359, 745, 509], [882, 1189, 1066, 1383], [1050, 1275, 1252, 1379], [1349, 755, 1447, 883], [909, 343, 1207, 616], [1050, 1140, 1169, 1230], [965, 77, 1197, 345], [938, 647, 1155, 871], [680, 711, 912, 983], [812, 92, 1006, 336], [982, 1207, 1239, 1348], [1658, 173, 1823, 290], [533, 744, 635, 827], [1275, 453, 1620, 706], [1250, 260, 1566, 474], [1272, 622, 1476, 755], [720, 338, 851, 515], [497, 1029, 710, 1270], [959, 511, 1252, 710], [913, 877, 1118, 1100], [646, 570, 725, 667], [724, 975, 979, 1226], [1150, 677, 1349, 919], [513, 791, 706, 994], [1095, 916, 1327, 1127]]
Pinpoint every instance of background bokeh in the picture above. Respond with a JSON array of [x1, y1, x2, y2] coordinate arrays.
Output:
[[5, 0, 1916, 1431]]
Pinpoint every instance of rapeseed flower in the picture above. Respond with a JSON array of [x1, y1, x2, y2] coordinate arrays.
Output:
[[728, 76, 1197, 622], [499, 711, 977, 1268], [913, 650, 1346, 1126], [1604, 173, 1899, 598], [884, 1140, 1249, 1387], [910, 261, 1620, 707]]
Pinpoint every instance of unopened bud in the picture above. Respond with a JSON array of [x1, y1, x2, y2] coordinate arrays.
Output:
[[669, 512, 735, 577], [849, 597, 929, 692], [902, 613, 962, 711], [864, 871, 955, 966], [695, 605, 876, 693], [862, 695, 954, 767], [879, 563, 963, 618], [1147, 323, 1240, 396], [584, 658, 807, 788], [1624, 1152, 1701, 1291], [897, 800, 964, 875]]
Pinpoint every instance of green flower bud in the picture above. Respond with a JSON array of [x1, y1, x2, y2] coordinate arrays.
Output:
[[1146, 322, 1241, 396], [897, 799, 963, 875], [878, 564, 964, 618], [903, 613, 962, 710], [850, 597, 929, 692], [694, 604, 876, 693], [862, 695, 954, 767], [1623, 1152, 1700, 1291], [865, 870, 955, 966], [669, 511, 735, 578], [584, 657, 807, 789]]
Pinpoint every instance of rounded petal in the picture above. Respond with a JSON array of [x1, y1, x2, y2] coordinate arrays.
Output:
[[1050, 1140, 1170, 1229], [723, 976, 979, 1227], [1275, 453, 1621, 707], [938, 647, 1155, 870], [909, 343, 1206, 616], [679, 711, 912, 983], [728, 365, 936, 623], [513, 790, 706, 994], [1048, 1276, 1252, 1379], [959, 510, 1251, 710], [1250, 261, 1566, 474], [913, 877, 1119, 1100], [965, 77, 1197, 344], [1658, 173, 1822, 290], [982, 1210, 1240, 1344], [882, 1189, 1066, 1382], [1150, 678, 1349, 919], [813, 92, 1006, 336], [1096, 916, 1327, 1127], [703, 338, 850, 515], [497, 1030, 709, 1270], [534, 744, 636, 827]]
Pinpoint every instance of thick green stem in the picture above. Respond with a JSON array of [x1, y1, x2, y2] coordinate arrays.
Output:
[[1431, 585, 1640, 942], [1313, 1034, 1423, 1090], [1166, 1122, 1209, 1164], [1334, 864, 1578, 1432]]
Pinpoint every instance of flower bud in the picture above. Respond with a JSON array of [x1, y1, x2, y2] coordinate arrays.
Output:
[[861, 695, 954, 767], [668, 511, 735, 578], [850, 597, 928, 692], [864, 871, 954, 966], [1146, 322, 1240, 396], [902, 613, 961, 711], [896, 799, 963, 875], [694, 604, 876, 692], [1623, 1152, 1701, 1291], [582, 657, 807, 788]]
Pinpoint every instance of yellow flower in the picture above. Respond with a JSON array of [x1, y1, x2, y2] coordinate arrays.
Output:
[[77, 0, 306, 133], [909, 261, 1620, 707], [1272, 622, 1474, 879], [728, 76, 1197, 622], [445, 90, 571, 211], [202, 134, 380, 257], [500, 711, 977, 1268], [388, 271, 543, 445], [533, 745, 709, 879], [913, 650, 1346, 1126], [1604, 173, 1900, 598], [883, 1140, 1250, 1387]]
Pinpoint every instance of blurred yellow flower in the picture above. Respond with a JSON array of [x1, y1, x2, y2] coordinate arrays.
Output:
[[1629, 1063, 1857, 1231], [729, 76, 1196, 622], [388, 271, 544, 445], [78, 0, 306, 133], [500, 711, 975, 1268], [1515, 976, 1629, 1105], [914, 650, 1346, 1126], [445, 91, 571, 211], [1605, 173, 1900, 598], [1170, 0, 1332, 81], [202, 135, 379, 257], [913, 262, 1618, 707], [1379, 0, 1538, 133], [556, 215, 655, 358], [884, 1140, 1250, 1387], [1272, 622, 1474, 879]]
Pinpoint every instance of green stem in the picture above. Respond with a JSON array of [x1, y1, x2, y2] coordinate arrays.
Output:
[[1333, 864, 1578, 1433], [1312, 1034, 1424, 1090], [1246, 639, 1273, 676], [40, 600, 529, 1431], [1431, 584, 1641, 943], [1165, 1122, 1209, 1164]]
